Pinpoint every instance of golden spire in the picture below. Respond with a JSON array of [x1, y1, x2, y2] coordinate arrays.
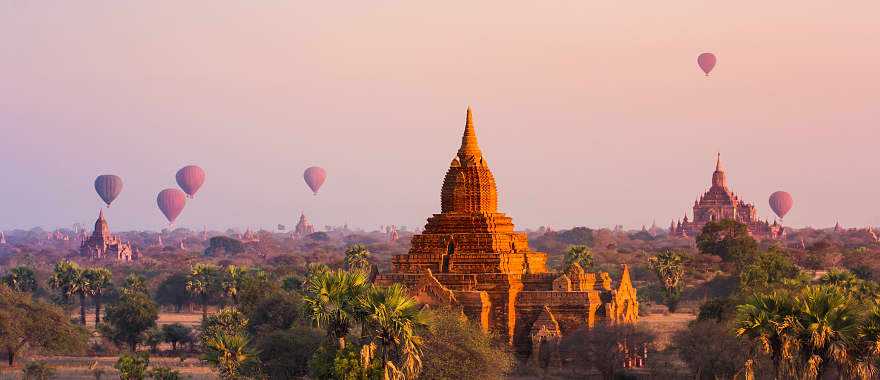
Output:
[[457, 106, 483, 166]]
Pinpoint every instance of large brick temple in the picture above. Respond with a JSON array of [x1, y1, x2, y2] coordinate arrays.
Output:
[[671, 154, 782, 239], [376, 108, 639, 360]]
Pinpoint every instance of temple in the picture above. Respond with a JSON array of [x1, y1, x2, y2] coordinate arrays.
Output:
[[293, 212, 316, 238], [80, 210, 134, 261], [671, 154, 782, 239], [376, 108, 639, 361]]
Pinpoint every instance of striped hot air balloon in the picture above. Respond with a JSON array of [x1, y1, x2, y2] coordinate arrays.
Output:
[[303, 166, 326, 195], [176, 165, 206, 198], [157, 188, 187, 225], [94, 175, 124, 207]]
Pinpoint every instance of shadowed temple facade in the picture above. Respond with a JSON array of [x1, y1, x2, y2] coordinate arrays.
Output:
[[376, 108, 639, 361]]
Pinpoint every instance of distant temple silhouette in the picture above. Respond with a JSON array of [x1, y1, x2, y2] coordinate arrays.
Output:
[[377, 108, 639, 363], [293, 212, 316, 238], [80, 210, 134, 261], [671, 154, 781, 239]]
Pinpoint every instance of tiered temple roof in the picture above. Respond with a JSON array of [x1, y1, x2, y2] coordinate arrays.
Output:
[[80, 210, 134, 261]]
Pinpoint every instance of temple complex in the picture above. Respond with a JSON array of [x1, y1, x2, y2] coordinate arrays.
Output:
[[671, 154, 782, 239], [376, 108, 639, 361], [293, 212, 316, 238], [80, 210, 134, 261]]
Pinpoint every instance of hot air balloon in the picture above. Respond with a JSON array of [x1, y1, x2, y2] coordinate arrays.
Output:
[[303, 166, 326, 195], [157, 188, 187, 225], [94, 175, 124, 207], [176, 165, 206, 198], [769, 191, 794, 220], [697, 52, 716, 76]]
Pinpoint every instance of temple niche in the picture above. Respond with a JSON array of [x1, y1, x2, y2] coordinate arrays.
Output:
[[375, 108, 639, 361], [671, 154, 782, 239], [80, 210, 134, 261]]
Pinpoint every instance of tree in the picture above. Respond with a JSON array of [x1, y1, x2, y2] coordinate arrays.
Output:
[[696, 220, 759, 268], [161, 323, 192, 352], [560, 323, 655, 380], [420, 308, 515, 380], [562, 245, 593, 270], [647, 251, 685, 312], [255, 326, 324, 379], [84, 267, 113, 325], [102, 291, 159, 352], [2, 266, 38, 293], [115, 352, 149, 380], [739, 248, 801, 294], [246, 291, 302, 334], [201, 307, 249, 347], [790, 285, 860, 379], [48, 259, 90, 325], [0, 285, 87, 367], [155, 273, 190, 313], [147, 366, 182, 380], [203, 332, 258, 380], [122, 274, 149, 297], [222, 265, 245, 305], [344, 244, 371, 272], [735, 291, 799, 379], [673, 320, 754, 379], [186, 263, 220, 320], [22, 361, 55, 380], [303, 269, 369, 350], [359, 283, 426, 378]]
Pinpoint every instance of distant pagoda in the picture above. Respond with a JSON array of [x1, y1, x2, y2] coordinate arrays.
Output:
[[293, 212, 316, 238], [377, 108, 639, 361], [672, 154, 781, 239], [80, 210, 134, 261]]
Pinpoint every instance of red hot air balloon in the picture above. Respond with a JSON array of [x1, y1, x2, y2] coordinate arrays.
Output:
[[176, 165, 206, 198], [94, 175, 124, 207], [697, 52, 716, 76], [303, 166, 326, 195], [769, 191, 794, 220], [157, 188, 187, 225]]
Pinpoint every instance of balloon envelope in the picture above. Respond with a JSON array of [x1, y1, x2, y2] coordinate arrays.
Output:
[[769, 191, 794, 219], [94, 175, 124, 207], [176, 165, 206, 198], [697, 52, 716, 75], [157, 188, 187, 224], [303, 166, 327, 195]]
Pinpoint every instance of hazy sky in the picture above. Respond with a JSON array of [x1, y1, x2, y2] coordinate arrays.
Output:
[[1, 1, 878, 231]]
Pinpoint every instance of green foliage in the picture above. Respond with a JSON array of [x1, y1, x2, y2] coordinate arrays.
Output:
[[48, 259, 90, 325], [420, 308, 515, 380], [303, 269, 370, 349], [359, 283, 426, 378], [281, 275, 303, 292], [560, 323, 655, 380], [697, 297, 738, 322], [0, 285, 87, 367], [102, 291, 159, 351], [84, 267, 113, 325], [122, 274, 149, 297], [557, 226, 594, 246], [201, 307, 249, 347], [22, 361, 56, 380], [696, 220, 759, 268], [186, 263, 222, 320], [255, 326, 324, 379], [246, 291, 302, 334], [147, 366, 181, 380], [161, 323, 193, 352], [344, 244, 372, 272], [115, 352, 150, 380], [562, 245, 593, 269], [673, 320, 754, 380], [738, 248, 801, 293], [647, 251, 685, 312], [203, 332, 259, 380], [206, 236, 245, 256], [2, 266, 38, 293], [144, 327, 164, 353], [155, 273, 190, 313], [331, 344, 383, 380]]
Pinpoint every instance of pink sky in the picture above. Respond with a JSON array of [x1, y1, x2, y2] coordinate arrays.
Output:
[[1, 1, 878, 231]]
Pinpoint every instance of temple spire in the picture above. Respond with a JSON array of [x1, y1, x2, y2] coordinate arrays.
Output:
[[715, 152, 723, 172], [98, 209, 105, 221], [457, 106, 483, 166]]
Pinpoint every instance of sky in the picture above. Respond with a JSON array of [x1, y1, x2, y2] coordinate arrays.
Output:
[[1, 1, 878, 231]]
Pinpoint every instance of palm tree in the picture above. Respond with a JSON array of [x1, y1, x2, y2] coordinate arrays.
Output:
[[360, 283, 427, 379], [735, 291, 799, 379], [48, 260, 90, 325], [303, 268, 369, 350], [122, 274, 148, 296], [187, 263, 218, 320], [562, 245, 593, 270], [2, 266, 38, 293], [848, 304, 880, 379], [790, 285, 859, 380], [203, 332, 256, 380], [222, 265, 244, 305], [83, 268, 113, 325], [344, 244, 372, 272], [648, 251, 685, 312]]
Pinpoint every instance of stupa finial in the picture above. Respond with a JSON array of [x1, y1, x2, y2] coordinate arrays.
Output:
[[457, 106, 483, 166], [715, 152, 723, 172]]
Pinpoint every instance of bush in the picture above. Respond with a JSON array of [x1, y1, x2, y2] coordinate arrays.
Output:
[[147, 366, 181, 380], [420, 308, 515, 380], [22, 361, 56, 380], [115, 352, 150, 380], [162, 323, 193, 352], [256, 325, 324, 379]]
